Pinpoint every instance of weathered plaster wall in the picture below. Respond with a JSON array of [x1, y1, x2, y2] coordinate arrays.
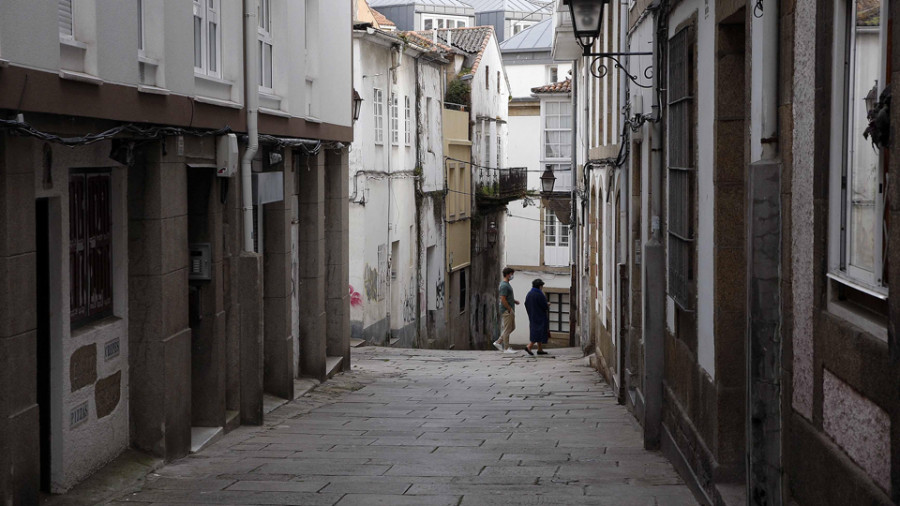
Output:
[[31, 140, 130, 492]]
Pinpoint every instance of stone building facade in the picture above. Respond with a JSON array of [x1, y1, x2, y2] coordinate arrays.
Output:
[[0, 1, 352, 503], [555, 0, 899, 502]]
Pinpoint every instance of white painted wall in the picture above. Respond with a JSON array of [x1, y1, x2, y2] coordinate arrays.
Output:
[[0, 0, 352, 126], [349, 31, 446, 339], [505, 62, 572, 98], [32, 142, 129, 492]]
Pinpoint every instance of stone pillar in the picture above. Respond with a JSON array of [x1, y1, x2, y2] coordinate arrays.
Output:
[[325, 148, 350, 370], [128, 138, 191, 460], [0, 135, 40, 504], [239, 252, 263, 425], [297, 152, 327, 380], [263, 157, 296, 399]]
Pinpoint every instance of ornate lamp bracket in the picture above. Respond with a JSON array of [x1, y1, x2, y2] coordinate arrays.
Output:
[[584, 51, 654, 89]]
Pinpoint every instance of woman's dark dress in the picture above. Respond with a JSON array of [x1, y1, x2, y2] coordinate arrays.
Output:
[[524, 287, 549, 344]]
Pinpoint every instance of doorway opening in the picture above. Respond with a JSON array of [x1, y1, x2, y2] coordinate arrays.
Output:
[[36, 198, 51, 492]]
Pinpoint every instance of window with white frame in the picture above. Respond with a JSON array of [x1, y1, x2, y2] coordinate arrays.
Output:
[[544, 207, 569, 247], [258, 0, 273, 90], [542, 100, 573, 190], [422, 15, 468, 30], [828, 0, 890, 310], [512, 20, 536, 37], [543, 100, 572, 159], [391, 92, 399, 145], [374, 88, 384, 145], [59, 0, 75, 40], [193, 0, 221, 77], [404, 95, 412, 146]]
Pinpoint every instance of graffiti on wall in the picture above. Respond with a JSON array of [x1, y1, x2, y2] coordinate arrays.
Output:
[[435, 279, 445, 310], [364, 266, 379, 302], [349, 285, 362, 308]]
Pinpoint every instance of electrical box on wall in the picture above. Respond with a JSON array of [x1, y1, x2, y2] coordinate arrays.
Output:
[[216, 133, 238, 177], [189, 243, 212, 281]]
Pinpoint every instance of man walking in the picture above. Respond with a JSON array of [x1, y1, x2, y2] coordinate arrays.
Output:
[[494, 267, 519, 353], [524, 279, 550, 356]]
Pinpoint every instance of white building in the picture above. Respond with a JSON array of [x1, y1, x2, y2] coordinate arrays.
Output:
[[350, 5, 449, 347], [367, 0, 476, 31], [500, 20, 572, 346]]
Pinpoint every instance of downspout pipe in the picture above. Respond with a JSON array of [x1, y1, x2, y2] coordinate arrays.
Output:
[[242, 0, 259, 253]]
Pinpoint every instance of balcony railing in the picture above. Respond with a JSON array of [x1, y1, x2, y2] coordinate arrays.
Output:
[[477, 167, 527, 205]]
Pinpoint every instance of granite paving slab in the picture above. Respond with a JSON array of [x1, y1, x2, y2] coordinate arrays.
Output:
[[97, 346, 697, 506]]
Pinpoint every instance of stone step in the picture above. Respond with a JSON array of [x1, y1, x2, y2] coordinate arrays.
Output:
[[190, 426, 223, 454], [350, 338, 366, 348], [326, 356, 343, 379], [293, 378, 319, 399], [224, 410, 240, 433]]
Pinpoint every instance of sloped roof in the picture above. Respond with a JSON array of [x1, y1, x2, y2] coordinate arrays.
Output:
[[464, 0, 553, 13], [371, 8, 396, 27], [404, 30, 457, 53], [499, 17, 552, 52], [532, 78, 571, 94], [368, 0, 473, 7], [412, 26, 493, 54]]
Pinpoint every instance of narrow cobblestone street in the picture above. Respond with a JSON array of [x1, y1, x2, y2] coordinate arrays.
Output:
[[106, 347, 697, 505]]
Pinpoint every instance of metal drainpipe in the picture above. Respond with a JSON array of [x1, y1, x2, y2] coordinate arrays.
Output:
[[242, 0, 259, 253]]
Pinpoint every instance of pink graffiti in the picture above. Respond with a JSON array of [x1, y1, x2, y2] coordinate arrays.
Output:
[[349, 285, 363, 308]]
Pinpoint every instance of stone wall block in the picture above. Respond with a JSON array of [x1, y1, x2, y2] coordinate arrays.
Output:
[[94, 370, 122, 419], [163, 328, 192, 460], [714, 185, 745, 248], [1, 404, 39, 506], [0, 171, 36, 258], [0, 253, 37, 339], [714, 248, 745, 314], [190, 309, 224, 427], [128, 219, 163, 276], [238, 253, 263, 425], [161, 215, 189, 275], [263, 252, 291, 299], [0, 331, 37, 416], [263, 206, 290, 255], [70, 343, 98, 392], [162, 269, 189, 338], [159, 163, 189, 219]]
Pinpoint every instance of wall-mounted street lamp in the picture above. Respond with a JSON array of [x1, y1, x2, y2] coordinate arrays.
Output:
[[567, 0, 608, 52], [352, 89, 363, 122], [565, 0, 653, 89], [540, 165, 556, 194], [487, 222, 498, 246]]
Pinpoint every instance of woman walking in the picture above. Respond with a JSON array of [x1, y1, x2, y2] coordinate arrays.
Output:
[[524, 279, 550, 356]]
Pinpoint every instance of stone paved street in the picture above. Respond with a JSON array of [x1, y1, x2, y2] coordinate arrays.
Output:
[[110, 347, 698, 505]]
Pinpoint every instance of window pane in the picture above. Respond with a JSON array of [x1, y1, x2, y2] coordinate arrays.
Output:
[[194, 16, 203, 67], [424, 19, 433, 30], [847, 0, 882, 274], [208, 22, 217, 72]]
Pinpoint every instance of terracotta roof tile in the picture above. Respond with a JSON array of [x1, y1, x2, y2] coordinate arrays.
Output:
[[370, 8, 395, 27], [531, 78, 572, 94]]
